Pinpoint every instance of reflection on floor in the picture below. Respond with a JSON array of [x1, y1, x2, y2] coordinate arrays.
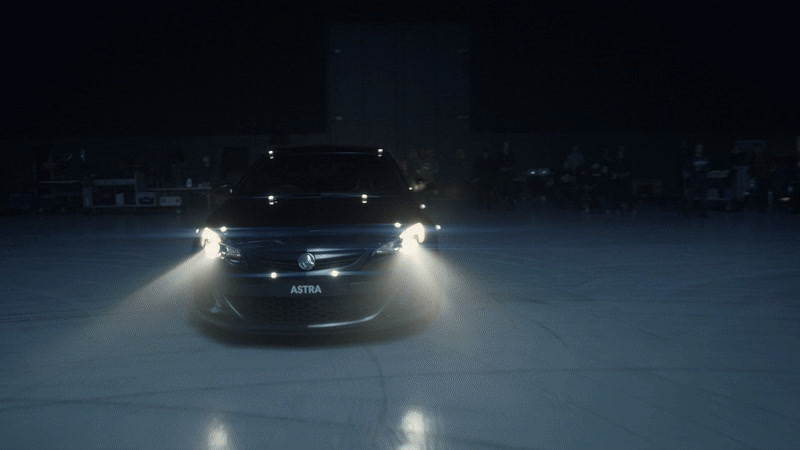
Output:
[[1, 203, 799, 448]]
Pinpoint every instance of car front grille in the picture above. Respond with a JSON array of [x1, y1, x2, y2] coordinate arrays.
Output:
[[251, 252, 364, 272], [226, 294, 384, 326]]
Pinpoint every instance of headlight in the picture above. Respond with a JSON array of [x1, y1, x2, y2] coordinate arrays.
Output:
[[399, 222, 425, 245], [375, 222, 426, 255], [200, 227, 242, 261]]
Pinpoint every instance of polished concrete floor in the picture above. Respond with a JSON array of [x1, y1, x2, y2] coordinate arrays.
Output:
[[1, 202, 798, 448]]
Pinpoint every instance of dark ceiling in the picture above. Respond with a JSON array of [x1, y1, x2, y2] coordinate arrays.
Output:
[[1, 2, 796, 138]]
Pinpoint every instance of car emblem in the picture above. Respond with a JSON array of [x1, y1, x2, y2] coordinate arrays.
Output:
[[298, 253, 316, 270]]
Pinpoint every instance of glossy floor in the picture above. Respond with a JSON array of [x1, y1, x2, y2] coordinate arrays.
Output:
[[1, 203, 798, 448]]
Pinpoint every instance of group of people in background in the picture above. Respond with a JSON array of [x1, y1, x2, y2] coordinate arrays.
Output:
[[398, 140, 797, 215], [468, 142, 633, 213], [399, 142, 634, 212], [681, 144, 712, 216], [679, 142, 781, 216], [470, 142, 517, 210], [550, 145, 633, 213]]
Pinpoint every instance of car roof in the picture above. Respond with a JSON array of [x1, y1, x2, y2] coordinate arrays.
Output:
[[266, 145, 385, 155]]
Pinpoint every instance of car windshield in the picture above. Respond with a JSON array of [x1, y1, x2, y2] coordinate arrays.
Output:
[[235, 153, 408, 196]]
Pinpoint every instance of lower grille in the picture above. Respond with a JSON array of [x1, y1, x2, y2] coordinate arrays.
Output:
[[226, 295, 384, 326]]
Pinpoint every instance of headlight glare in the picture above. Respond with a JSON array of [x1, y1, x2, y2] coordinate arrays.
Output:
[[201, 228, 222, 259], [374, 222, 426, 256], [399, 236, 420, 254], [200, 227, 242, 261], [203, 241, 221, 259], [399, 222, 425, 244]]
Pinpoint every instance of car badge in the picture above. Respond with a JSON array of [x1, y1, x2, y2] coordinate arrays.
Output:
[[298, 253, 316, 270]]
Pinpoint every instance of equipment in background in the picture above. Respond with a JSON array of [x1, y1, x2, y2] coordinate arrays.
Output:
[[136, 192, 156, 206], [159, 196, 183, 207]]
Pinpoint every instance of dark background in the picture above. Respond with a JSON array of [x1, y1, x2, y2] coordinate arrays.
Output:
[[1, 2, 797, 138]]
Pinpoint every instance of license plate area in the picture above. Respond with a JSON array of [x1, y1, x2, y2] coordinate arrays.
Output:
[[265, 280, 347, 297]]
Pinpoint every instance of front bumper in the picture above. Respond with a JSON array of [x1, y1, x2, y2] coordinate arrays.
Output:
[[190, 256, 437, 333]]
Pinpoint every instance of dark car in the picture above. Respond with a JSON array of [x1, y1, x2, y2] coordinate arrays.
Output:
[[190, 146, 440, 333]]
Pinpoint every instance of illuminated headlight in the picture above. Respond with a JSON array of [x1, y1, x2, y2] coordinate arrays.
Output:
[[200, 227, 242, 261], [400, 222, 425, 245], [375, 222, 426, 255]]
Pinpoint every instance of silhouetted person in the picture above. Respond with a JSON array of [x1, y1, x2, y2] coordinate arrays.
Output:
[[594, 155, 612, 213], [76, 148, 94, 211], [200, 154, 215, 186], [401, 149, 420, 186], [599, 147, 612, 167], [453, 148, 469, 201], [553, 160, 577, 208], [577, 159, 595, 213], [566, 144, 584, 172], [415, 148, 439, 199], [610, 147, 632, 211], [676, 140, 690, 203], [683, 144, 711, 217], [750, 145, 773, 212], [472, 150, 498, 209], [497, 141, 516, 208]]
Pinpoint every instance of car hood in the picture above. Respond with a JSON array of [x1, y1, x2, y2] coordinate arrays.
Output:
[[205, 195, 430, 229]]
